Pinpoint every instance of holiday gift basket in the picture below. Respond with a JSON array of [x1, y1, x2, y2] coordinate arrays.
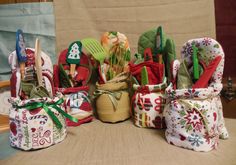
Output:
[[53, 42, 93, 126], [83, 31, 131, 123], [8, 30, 77, 150], [164, 37, 229, 152], [130, 26, 175, 128]]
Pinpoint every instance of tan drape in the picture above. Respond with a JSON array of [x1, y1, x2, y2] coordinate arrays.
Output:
[[54, 0, 216, 58]]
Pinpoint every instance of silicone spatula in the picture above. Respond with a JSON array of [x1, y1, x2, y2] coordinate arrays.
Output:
[[16, 29, 27, 79], [141, 66, 149, 85], [81, 38, 107, 65], [82, 38, 108, 82], [34, 38, 43, 87], [66, 41, 82, 75], [192, 44, 199, 82], [192, 56, 222, 88]]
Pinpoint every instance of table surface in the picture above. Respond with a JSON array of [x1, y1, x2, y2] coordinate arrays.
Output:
[[0, 118, 236, 165]]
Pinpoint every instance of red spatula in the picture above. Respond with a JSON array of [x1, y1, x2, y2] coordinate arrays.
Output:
[[192, 56, 222, 88]]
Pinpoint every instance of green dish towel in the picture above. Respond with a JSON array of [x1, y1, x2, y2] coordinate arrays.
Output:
[[177, 60, 193, 89]]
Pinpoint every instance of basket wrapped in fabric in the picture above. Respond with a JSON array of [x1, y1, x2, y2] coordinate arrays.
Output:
[[130, 26, 175, 128], [94, 81, 130, 123], [132, 78, 167, 128], [164, 38, 229, 152], [8, 94, 77, 150], [54, 46, 93, 126]]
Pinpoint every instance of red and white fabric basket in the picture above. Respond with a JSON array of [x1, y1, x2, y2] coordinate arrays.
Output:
[[8, 95, 68, 150], [132, 78, 167, 128]]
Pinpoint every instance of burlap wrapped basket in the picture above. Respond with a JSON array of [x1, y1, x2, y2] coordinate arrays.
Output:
[[94, 81, 130, 123]]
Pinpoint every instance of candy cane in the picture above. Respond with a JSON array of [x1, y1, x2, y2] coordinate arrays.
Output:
[[29, 115, 48, 125]]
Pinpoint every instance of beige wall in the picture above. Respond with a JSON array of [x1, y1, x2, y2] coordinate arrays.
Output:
[[54, 0, 215, 58]]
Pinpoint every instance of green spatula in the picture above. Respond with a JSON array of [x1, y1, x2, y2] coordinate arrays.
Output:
[[81, 38, 107, 64], [141, 66, 149, 85], [82, 38, 108, 82]]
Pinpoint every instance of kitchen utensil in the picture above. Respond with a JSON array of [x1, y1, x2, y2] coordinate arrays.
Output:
[[16, 29, 27, 79], [66, 41, 82, 75]]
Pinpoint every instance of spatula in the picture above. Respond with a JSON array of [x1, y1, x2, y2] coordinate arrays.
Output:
[[66, 41, 82, 75], [192, 44, 200, 82], [82, 38, 108, 82], [81, 38, 107, 64], [192, 56, 222, 88], [141, 66, 149, 85], [16, 29, 27, 79]]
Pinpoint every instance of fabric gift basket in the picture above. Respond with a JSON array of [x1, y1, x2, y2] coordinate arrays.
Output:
[[130, 26, 175, 128], [8, 30, 77, 150], [132, 80, 167, 128], [8, 95, 73, 150], [164, 38, 229, 152], [53, 44, 93, 126]]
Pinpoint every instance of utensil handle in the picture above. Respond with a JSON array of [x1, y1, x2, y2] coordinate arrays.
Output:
[[35, 38, 43, 86]]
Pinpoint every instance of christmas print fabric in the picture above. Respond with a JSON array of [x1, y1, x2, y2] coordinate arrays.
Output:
[[56, 86, 93, 126], [8, 96, 67, 150], [132, 79, 167, 128], [164, 38, 228, 152]]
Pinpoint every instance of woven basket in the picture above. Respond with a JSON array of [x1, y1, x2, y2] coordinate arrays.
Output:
[[95, 81, 130, 123]]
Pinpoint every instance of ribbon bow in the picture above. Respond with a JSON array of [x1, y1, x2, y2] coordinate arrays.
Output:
[[17, 98, 78, 129], [93, 89, 122, 110]]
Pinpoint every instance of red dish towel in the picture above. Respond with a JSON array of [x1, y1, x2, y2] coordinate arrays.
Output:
[[192, 56, 222, 88], [130, 61, 164, 85]]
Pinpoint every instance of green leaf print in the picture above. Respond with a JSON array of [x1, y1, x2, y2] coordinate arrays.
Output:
[[179, 110, 187, 117], [185, 124, 193, 132], [213, 44, 219, 48], [180, 119, 186, 125]]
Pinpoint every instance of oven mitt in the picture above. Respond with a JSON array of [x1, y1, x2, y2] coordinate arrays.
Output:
[[138, 26, 167, 56], [177, 59, 193, 89], [101, 31, 131, 61], [138, 26, 176, 83]]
